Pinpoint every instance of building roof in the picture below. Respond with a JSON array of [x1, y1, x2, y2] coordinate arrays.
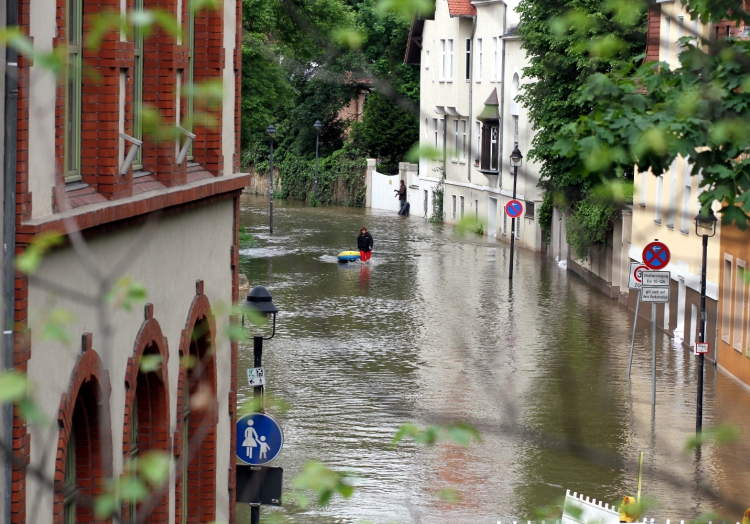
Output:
[[448, 0, 476, 17]]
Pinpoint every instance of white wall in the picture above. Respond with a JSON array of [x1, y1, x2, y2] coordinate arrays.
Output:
[[26, 199, 234, 523]]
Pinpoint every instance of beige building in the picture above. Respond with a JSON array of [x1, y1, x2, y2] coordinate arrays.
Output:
[[405, 0, 544, 251]]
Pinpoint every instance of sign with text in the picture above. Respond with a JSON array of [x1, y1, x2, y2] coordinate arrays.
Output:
[[641, 287, 670, 303], [628, 262, 650, 289], [247, 367, 266, 387], [695, 342, 710, 355], [641, 271, 670, 287]]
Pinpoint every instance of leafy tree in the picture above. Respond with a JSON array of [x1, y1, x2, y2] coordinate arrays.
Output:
[[554, 1, 750, 228], [516, 0, 647, 248]]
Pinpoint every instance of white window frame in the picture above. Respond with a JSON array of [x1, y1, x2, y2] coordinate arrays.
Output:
[[465, 39, 471, 81], [460, 196, 465, 218], [475, 121, 481, 162], [513, 116, 519, 146], [723, 254, 733, 343], [476, 38, 482, 82], [734, 260, 746, 352], [452, 119, 459, 162], [447, 39, 454, 81], [433, 118, 439, 150], [667, 158, 677, 228], [681, 158, 692, 233], [452, 195, 457, 218], [655, 173, 664, 223], [460, 120, 467, 163], [425, 49, 430, 70], [664, 17, 671, 64], [491, 37, 498, 81], [640, 171, 647, 207], [439, 39, 446, 81]]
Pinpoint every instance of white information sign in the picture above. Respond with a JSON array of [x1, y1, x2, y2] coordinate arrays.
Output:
[[247, 367, 266, 387], [641, 287, 670, 303], [695, 342, 710, 355], [642, 271, 670, 287], [628, 262, 650, 289]]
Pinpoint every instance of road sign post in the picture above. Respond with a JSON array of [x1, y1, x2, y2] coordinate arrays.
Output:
[[627, 262, 649, 378], [506, 199, 523, 280], [639, 258, 671, 406]]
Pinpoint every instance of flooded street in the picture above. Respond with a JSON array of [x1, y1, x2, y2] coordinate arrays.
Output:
[[237, 195, 750, 524]]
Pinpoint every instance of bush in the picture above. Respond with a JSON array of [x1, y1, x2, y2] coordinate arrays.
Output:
[[565, 199, 618, 261]]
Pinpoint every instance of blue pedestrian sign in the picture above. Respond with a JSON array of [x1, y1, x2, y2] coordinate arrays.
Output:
[[505, 199, 523, 219], [236, 413, 284, 465]]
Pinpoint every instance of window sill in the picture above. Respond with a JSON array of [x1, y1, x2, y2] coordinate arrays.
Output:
[[722, 336, 730, 344], [65, 181, 90, 192], [639, 203, 646, 207], [654, 219, 662, 225], [667, 224, 674, 230], [477, 169, 499, 175], [680, 228, 690, 236]]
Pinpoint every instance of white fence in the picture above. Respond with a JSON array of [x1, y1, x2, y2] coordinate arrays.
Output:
[[370, 169, 401, 212]]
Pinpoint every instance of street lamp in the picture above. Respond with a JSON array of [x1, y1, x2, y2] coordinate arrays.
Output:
[[267, 125, 277, 234], [313, 120, 322, 203], [243, 285, 278, 524], [508, 146, 523, 280], [694, 208, 717, 436]]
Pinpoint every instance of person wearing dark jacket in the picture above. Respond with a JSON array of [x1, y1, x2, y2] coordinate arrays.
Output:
[[395, 180, 407, 212], [357, 227, 374, 262]]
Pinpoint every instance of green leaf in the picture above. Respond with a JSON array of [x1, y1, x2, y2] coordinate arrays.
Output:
[[94, 494, 118, 519], [0, 371, 28, 403], [16, 232, 65, 274], [106, 277, 147, 312], [139, 354, 162, 373], [138, 451, 171, 486], [38, 308, 75, 345], [436, 487, 461, 504]]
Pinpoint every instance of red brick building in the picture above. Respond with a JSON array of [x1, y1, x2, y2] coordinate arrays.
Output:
[[3, 0, 248, 520]]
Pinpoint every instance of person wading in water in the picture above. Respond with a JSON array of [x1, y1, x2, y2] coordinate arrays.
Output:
[[395, 180, 407, 213], [357, 227, 374, 262]]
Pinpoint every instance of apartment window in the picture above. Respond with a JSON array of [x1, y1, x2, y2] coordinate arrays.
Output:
[[452, 195, 457, 218], [440, 39, 453, 81], [665, 18, 671, 63], [438, 119, 445, 157], [465, 39, 471, 81], [734, 263, 746, 351], [65, 0, 83, 182], [475, 199, 479, 218], [677, 15, 684, 53], [185, 0, 196, 160], [447, 39, 454, 81], [480, 123, 499, 171], [667, 159, 677, 228], [476, 38, 482, 81], [460, 196, 465, 218], [503, 208, 507, 235], [424, 190, 428, 215], [132, 0, 145, 170], [723, 256, 733, 343], [655, 174, 664, 223], [460, 120, 467, 162], [433, 118, 439, 149], [681, 159, 692, 233], [424, 118, 429, 138], [525, 201, 535, 218], [491, 37, 498, 81], [515, 216, 521, 238], [452, 119, 459, 162], [692, 19, 699, 43], [513, 116, 519, 146], [425, 49, 430, 70], [63, 434, 77, 524]]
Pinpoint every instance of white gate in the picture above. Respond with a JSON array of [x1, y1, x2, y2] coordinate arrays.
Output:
[[370, 170, 402, 212]]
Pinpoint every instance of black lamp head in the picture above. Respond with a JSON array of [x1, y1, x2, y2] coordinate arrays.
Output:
[[266, 124, 277, 137], [244, 286, 279, 316], [314, 120, 323, 130]]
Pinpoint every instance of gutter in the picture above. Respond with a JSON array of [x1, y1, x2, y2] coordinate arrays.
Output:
[[3, 0, 18, 518], [498, 2, 507, 187]]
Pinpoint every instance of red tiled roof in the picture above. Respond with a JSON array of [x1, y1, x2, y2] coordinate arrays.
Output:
[[448, 0, 476, 17]]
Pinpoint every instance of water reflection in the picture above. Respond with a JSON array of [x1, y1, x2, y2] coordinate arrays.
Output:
[[238, 195, 750, 523]]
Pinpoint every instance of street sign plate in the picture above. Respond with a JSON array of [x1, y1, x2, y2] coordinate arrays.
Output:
[[695, 342, 710, 355], [236, 465, 283, 506], [641, 287, 670, 303], [641, 271, 670, 287], [247, 367, 266, 387], [505, 199, 523, 219], [628, 262, 650, 289], [237, 413, 284, 465], [642, 241, 671, 270]]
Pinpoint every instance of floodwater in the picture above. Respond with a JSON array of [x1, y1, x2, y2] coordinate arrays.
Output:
[[237, 195, 750, 524]]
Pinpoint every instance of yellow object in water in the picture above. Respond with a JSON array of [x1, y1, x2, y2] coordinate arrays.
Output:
[[337, 251, 361, 263], [742, 508, 750, 524], [619, 496, 639, 523]]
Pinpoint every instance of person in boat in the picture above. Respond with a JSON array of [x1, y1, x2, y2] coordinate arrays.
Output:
[[357, 227, 374, 262]]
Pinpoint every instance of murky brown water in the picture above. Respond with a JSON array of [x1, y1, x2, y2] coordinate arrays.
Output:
[[237, 195, 750, 524]]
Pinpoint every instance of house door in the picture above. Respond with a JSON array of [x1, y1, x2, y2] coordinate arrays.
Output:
[[488, 198, 497, 237]]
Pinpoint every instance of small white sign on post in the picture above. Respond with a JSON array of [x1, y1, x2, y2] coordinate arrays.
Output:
[[641, 271, 670, 287], [247, 367, 266, 387], [642, 287, 670, 302], [695, 342, 710, 355], [628, 262, 650, 289]]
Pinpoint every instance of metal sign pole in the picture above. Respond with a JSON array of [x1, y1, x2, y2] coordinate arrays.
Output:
[[628, 289, 641, 377], [251, 336, 263, 524], [651, 303, 657, 406]]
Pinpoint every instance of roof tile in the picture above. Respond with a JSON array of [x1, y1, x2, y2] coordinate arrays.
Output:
[[448, 0, 476, 17]]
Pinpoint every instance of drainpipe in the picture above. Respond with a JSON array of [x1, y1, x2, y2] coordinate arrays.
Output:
[[498, 3, 507, 188], [467, 15, 476, 184], [3, 0, 19, 519]]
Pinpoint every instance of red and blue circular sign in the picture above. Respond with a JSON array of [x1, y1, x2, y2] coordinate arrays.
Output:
[[642, 241, 671, 270], [505, 199, 523, 219]]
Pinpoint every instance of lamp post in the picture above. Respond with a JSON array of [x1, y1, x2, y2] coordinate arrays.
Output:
[[313, 120, 322, 203], [508, 146, 523, 280], [243, 285, 279, 524], [694, 209, 717, 436], [267, 125, 276, 234]]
